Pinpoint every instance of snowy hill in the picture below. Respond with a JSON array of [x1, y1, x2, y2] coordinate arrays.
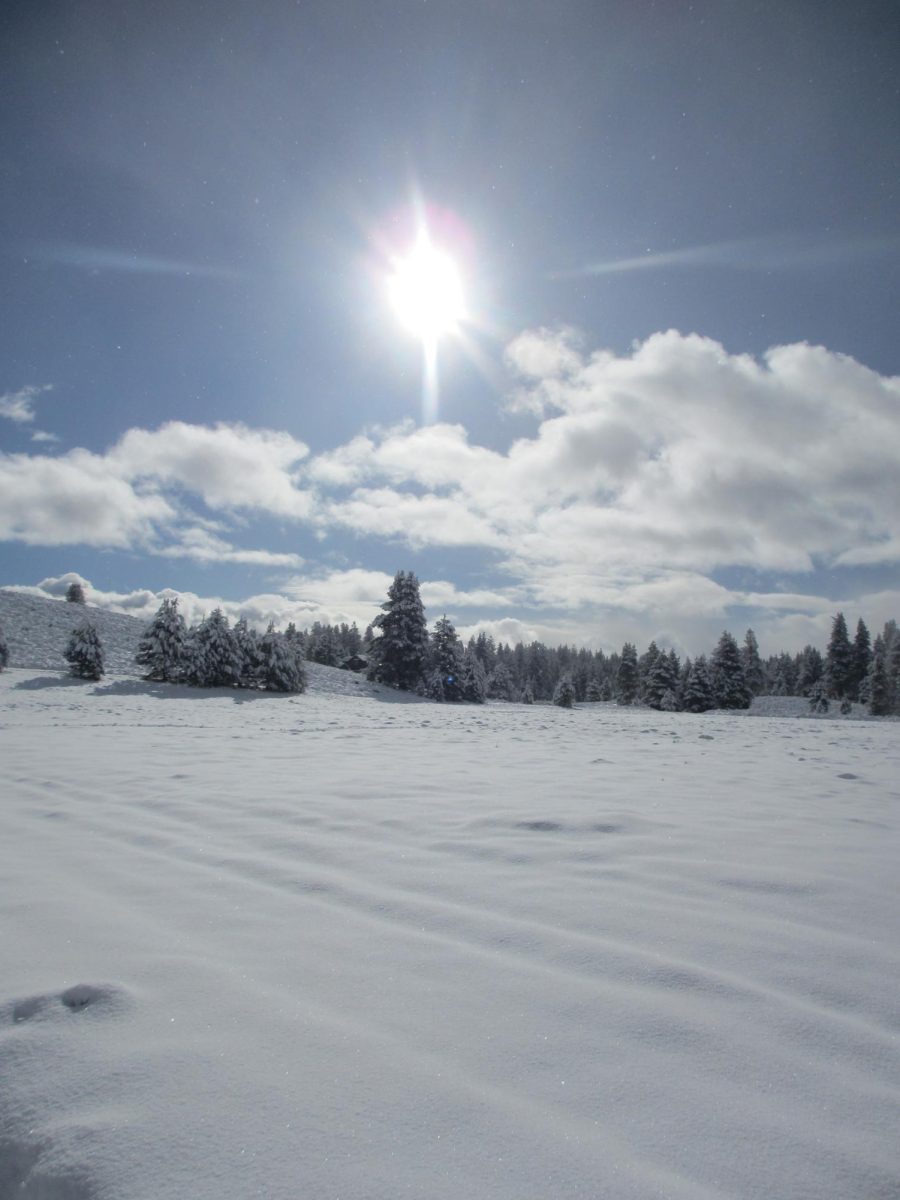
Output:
[[0, 587, 416, 700]]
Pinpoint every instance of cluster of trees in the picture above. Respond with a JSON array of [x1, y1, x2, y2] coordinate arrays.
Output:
[[134, 599, 307, 693], [358, 572, 900, 717]]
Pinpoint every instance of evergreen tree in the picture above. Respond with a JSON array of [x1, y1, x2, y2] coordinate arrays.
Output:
[[367, 571, 429, 692], [232, 617, 262, 688], [646, 652, 679, 709], [487, 661, 518, 701], [65, 581, 86, 604], [710, 631, 751, 708], [65, 621, 104, 680], [430, 615, 465, 702], [682, 656, 714, 712], [258, 624, 306, 693], [522, 678, 536, 704], [459, 647, 487, 703], [0, 623, 9, 671], [585, 678, 604, 702], [552, 673, 576, 708], [809, 682, 830, 714], [616, 643, 639, 705], [638, 641, 661, 703], [796, 646, 824, 696], [850, 619, 871, 701], [825, 612, 853, 699], [867, 645, 892, 716], [740, 629, 766, 696], [135, 597, 188, 682], [186, 609, 242, 688]]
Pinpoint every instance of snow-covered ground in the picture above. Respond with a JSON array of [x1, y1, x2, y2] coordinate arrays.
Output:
[[2, 594, 900, 1199]]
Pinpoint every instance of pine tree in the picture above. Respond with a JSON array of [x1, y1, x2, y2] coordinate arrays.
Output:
[[430, 615, 465, 702], [740, 630, 766, 696], [552, 673, 576, 708], [487, 661, 518, 701], [0, 622, 9, 671], [458, 647, 487, 703], [682, 656, 714, 712], [796, 646, 824, 696], [135, 598, 188, 682], [809, 682, 830, 714], [258, 624, 306, 693], [186, 609, 241, 688], [710, 631, 751, 709], [646, 652, 679, 709], [65, 621, 104, 680], [638, 642, 661, 703], [616, 643, 639, 705], [522, 678, 536, 704], [825, 612, 853, 699], [850, 619, 871, 701], [867, 646, 892, 716], [368, 571, 429, 692], [585, 678, 604, 702], [232, 617, 262, 688], [65, 581, 86, 604]]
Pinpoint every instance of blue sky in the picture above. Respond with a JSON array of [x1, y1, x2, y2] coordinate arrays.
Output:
[[1, 0, 899, 655]]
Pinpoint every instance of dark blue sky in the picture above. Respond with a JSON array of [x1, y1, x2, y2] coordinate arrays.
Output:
[[2, 0, 899, 653]]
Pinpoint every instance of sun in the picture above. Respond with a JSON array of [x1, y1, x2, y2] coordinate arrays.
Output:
[[387, 236, 465, 342]]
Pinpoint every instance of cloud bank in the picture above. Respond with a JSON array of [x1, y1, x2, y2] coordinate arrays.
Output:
[[2, 331, 899, 651]]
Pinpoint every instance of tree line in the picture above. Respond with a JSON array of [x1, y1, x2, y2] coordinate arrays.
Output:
[[1, 574, 898, 715]]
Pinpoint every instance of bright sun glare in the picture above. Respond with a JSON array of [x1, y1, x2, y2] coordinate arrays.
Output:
[[387, 237, 465, 342]]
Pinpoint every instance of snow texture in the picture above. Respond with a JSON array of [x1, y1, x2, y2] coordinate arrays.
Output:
[[1, 591, 899, 1199]]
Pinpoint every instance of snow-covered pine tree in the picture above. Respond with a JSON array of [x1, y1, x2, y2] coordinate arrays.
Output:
[[0, 622, 8, 671], [638, 642, 660, 703], [710, 631, 751, 708], [681, 656, 714, 712], [809, 682, 830, 714], [429, 615, 465, 702], [796, 646, 823, 696], [645, 651, 679, 710], [185, 609, 242, 688], [585, 678, 604, 702], [522, 678, 536, 704], [850, 619, 871, 701], [552, 673, 576, 708], [367, 571, 429, 692], [258, 624, 307, 693], [459, 647, 487, 703], [740, 629, 766, 696], [866, 644, 891, 716], [825, 612, 853, 699], [135, 597, 188, 682], [65, 621, 104, 680], [65, 581, 86, 604], [232, 617, 262, 688], [487, 660, 518, 701], [616, 642, 639, 705]]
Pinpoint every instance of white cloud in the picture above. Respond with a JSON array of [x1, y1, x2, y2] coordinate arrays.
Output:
[[31, 430, 61, 444], [0, 385, 51, 424], [151, 527, 305, 568]]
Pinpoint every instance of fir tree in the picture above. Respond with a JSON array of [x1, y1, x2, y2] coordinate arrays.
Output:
[[258, 624, 306, 693], [65, 621, 104, 680], [522, 678, 536, 704], [430, 616, 465, 702], [809, 682, 830, 714], [65, 581, 86, 604], [825, 612, 853, 699], [796, 646, 824, 696], [616, 643, 639, 705], [186, 609, 241, 688], [135, 598, 188, 682], [367, 571, 429, 692], [0, 623, 9, 671], [585, 678, 604, 702], [682, 656, 714, 713], [740, 629, 766, 696], [867, 646, 892, 716], [459, 647, 487, 703], [638, 641, 661, 703], [646, 652, 679, 710], [850, 619, 871, 701], [232, 618, 262, 688], [710, 631, 751, 709], [487, 661, 518, 701], [552, 673, 576, 708]]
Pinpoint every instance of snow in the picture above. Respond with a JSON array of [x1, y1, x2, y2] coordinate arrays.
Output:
[[1, 594, 900, 1198]]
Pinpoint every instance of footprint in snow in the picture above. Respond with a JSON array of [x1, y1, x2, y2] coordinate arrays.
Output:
[[3, 983, 129, 1024]]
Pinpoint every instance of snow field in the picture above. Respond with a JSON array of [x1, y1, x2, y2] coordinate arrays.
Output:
[[1, 668, 899, 1199]]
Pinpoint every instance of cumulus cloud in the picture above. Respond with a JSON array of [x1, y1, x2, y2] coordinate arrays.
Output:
[[0, 385, 52, 424]]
